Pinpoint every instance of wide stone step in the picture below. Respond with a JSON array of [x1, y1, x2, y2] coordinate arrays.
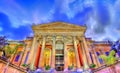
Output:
[[38, 71, 86, 73]]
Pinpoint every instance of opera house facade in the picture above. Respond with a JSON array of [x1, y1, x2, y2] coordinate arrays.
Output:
[[0, 22, 110, 72]]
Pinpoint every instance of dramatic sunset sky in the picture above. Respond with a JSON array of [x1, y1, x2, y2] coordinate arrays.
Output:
[[0, 0, 120, 41]]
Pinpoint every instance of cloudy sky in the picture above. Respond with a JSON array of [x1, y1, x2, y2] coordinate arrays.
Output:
[[0, 0, 120, 41]]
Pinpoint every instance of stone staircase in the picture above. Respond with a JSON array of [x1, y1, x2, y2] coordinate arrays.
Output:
[[0, 58, 26, 73], [93, 61, 120, 72], [40, 71, 77, 73]]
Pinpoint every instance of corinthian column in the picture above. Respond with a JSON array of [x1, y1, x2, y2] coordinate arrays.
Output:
[[82, 37, 92, 65], [30, 35, 39, 70], [63, 36, 68, 69], [80, 41, 89, 69], [39, 35, 46, 68], [92, 45, 101, 67], [73, 36, 80, 69], [51, 35, 56, 68]]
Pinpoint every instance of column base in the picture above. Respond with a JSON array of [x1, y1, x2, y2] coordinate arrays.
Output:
[[84, 64, 89, 69], [49, 68, 56, 73], [64, 68, 68, 72], [76, 68, 83, 72], [30, 65, 36, 70]]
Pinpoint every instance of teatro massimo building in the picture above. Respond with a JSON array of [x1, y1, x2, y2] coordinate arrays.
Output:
[[0, 22, 110, 72], [28, 22, 110, 71]]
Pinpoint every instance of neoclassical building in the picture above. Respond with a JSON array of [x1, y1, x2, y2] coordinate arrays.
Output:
[[28, 22, 111, 71], [0, 22, 111, 72]]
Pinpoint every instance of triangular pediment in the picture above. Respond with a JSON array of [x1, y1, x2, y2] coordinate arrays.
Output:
[[32, 22, 86, 30]]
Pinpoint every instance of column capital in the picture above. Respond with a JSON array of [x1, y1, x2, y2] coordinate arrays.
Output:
[[36, 37, 41, 43], [52, 35, 56, 41], [36, 39, 39, 43], [62, 35, 66, 43], [52, 34, 56, 37], [81, 36, 87, 40], [79, 40, 82, 42], [72, 36, 76, 40], [73, 35, 81, 68], [72, 35, 76, 37], [39, 35, 46, 67], [41, 35, 47, 37], [34, 34, 39, 37]]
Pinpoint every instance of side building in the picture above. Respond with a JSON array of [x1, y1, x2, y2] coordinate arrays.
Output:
[[0, 37, 33, 73]]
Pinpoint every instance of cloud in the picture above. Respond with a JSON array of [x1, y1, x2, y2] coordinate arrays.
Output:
[[0, 0, 33, 28], [0, 0, 120, 41], [0, 27, 3, 31], [11, 25, 32, 40], [54, 0, 94, 19], [0, 12, 13, 32], [32, 9, 54, 24], [0, 12, 15, 39], [92, 1, 111, 34], [49, 0, 119, 41], [0, 12, 32, 40], [102, 0, 120, 41], [82, 0, 120, 41], [32, 10, 41, 24]]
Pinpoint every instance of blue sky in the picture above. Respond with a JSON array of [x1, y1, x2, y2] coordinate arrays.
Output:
[[0, 0, 120, 41]]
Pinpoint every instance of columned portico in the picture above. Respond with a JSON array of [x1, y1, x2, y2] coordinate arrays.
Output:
[[29, 22, 98, 71], [82, 37, 92, 65], [73, 36, 81, 68], [63, 36, 68, 69], [30, 36, 38, 70], [39, 35, 46, 67], [51, 36, 56, 68], [79, 38, 89, 69]]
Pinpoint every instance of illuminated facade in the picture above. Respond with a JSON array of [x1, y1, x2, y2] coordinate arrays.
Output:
[[0, 22, 111, 72], [29, 22, 91, 71], [28, 22, 111, 71]]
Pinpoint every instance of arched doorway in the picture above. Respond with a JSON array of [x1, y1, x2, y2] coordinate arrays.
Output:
[[68, 48, 76, 69], [43, 48, 51, 67], [55, 40, 64, 71]]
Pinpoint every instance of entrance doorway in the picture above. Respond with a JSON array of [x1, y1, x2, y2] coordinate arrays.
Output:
[[55, 41, 64, 71]]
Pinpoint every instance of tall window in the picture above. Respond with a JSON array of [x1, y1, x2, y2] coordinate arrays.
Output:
[[15, 54, 21, 62]]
